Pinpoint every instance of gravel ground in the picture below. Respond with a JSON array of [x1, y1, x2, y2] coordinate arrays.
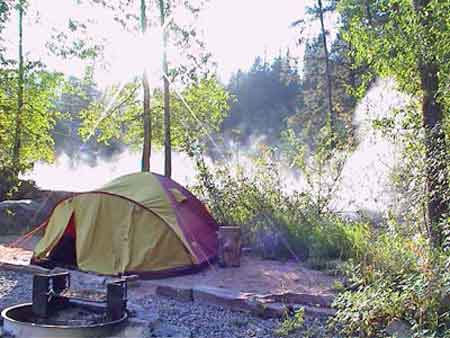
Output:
[[0, 270, 330, 338], [0, 271, 32, 310], [138, 297, 329, 338]]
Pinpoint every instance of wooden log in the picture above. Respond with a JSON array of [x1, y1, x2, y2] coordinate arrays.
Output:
[[218, 226, 241, 267]]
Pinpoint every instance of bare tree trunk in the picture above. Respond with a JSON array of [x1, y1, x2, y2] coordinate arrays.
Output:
[[13, 0, 24, 172], [317, 0, 334, 130], [142, 70, 151, 171], [159, 0, 171, 178], [364, 0, 372, 25], [415, 0, 449, 247], [420, 62, 448, 247], [141, 0, 151, 172]]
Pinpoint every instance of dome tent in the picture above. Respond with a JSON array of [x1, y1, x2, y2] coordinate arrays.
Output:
[[32, 172, 218, 278]]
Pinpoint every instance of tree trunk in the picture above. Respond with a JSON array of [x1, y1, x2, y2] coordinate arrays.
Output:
[[420, 62, 448, 247], [140, 0, 151, 172], [415, 0, 449, 247], [13, 0, 24, 172], [142, 70, 151, 172], [159, 0, 171, 178], [364, 0, 372, 25], [317, 0, 334, 130]]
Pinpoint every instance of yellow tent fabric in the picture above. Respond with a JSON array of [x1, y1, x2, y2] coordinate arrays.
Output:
[[33, 173, 197, 275], [98, 172, 196, 262], [73, 194, 192, 275], [34, 199, 73, 259]]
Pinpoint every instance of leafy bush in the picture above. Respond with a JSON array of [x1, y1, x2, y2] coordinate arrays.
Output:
[[275, 307, 305, 337], [330, 229, 450, 337], [188, 143, 369, 263], [0, 167, 38, 201]]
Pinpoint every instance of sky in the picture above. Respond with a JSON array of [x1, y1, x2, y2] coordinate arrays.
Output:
[[7, 1, 403, 216], [3, 0, 312, 87]]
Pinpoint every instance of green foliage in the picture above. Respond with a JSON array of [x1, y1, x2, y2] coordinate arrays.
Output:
[[0, 1, 70, 197], [188, 142, 368, 262], [275, 307, 305, 337], [338, 0, 450, 100], [157, 77, 230, 148], [79, 77, 230, 151], [330, 226, 450, 337], [281, 124, 351, 216], [0, 0, 10, 62], [324, 2, 450, 327], [0, 63, 65, 174], [52, 76, 124, 166], [287, 23, 363, 147], [223, 54, 303, 144]]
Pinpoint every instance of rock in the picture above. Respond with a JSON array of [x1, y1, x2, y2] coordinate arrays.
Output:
[[246, 300, 288, 319], [297, 305, 337, 318], [385, 319, 412, 338], [258, 292, 334, 308], [193, 286, 251, 311], [0, 200, 42, 234], [0, 191, 73, 235], [28, 190, 74, 221]]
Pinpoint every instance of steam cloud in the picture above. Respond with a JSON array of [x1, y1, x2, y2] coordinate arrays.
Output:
[[23, 78, 409, 219]]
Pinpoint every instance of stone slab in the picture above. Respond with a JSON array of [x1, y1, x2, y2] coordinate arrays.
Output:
[[192, 286, 254, 312], [0, 262, 50, 274], [259, 291, 334, 308], [156, 284, 193, 302], [296, 304, 337, 318], [245, 300, 289, 319], [151, 283, 336, 319]]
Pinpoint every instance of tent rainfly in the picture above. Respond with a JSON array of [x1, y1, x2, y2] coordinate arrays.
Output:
[[31, 172, 218, 278]]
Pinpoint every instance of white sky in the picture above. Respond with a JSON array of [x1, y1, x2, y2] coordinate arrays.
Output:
[[3, 0, 313, 86]]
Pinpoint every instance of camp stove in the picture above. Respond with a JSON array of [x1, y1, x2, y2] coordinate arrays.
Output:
[[32, 271, 128, 320], [1, 272, 129, 338]]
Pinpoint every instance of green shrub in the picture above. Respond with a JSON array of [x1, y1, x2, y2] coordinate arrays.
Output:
[[189, 145, 370, 264], [275, 307, 305, 337], [0, 168, 38, 201], [330, 230, 450, 337]]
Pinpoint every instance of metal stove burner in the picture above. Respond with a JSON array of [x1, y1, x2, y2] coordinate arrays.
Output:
[[32, 271, 127, 320], [1, 272, 129, 338]]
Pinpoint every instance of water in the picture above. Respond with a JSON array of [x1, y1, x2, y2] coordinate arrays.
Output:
[[21, 150, 197, 191], [23, 78, 409, 217]]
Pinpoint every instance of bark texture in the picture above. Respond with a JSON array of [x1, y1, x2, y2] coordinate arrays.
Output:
[[141, 0, 151, 172], [159, 0, 172, 178], [414, 0, 449, 246], [13, 1, 24, 171], [317, 0, 334, 129]]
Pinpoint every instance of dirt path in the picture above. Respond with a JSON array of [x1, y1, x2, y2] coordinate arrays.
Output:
[[144, 254, 337, 296], [0, 235, 338, 298]]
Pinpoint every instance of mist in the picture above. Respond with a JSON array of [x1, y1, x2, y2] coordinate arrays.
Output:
[[22, 78, 410, 220], [21, 150, 197, 191], [331, 78, 409, 217]]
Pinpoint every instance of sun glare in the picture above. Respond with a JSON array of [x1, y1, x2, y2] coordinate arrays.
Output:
[[106, 28, 164, 85]]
